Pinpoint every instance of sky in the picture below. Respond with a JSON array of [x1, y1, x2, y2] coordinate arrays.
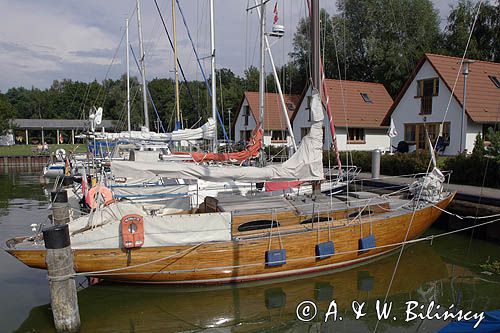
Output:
[[0, 0, 459, 92]]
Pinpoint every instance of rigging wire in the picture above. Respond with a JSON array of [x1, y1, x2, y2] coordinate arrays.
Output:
[[373, 2, 484, 332], [153, 0, 201, 120]]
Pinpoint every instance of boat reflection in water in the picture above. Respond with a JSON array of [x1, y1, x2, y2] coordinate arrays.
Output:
[[17, 242, 461, 332]]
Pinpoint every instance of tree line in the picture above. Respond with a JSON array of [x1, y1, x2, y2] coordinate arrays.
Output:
[[0, 0, 498, 136]]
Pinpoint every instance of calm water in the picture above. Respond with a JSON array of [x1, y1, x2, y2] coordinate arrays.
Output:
[[1, 172, 500, 333]]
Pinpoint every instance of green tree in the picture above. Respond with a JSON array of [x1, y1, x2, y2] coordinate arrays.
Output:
[[443, 0, 500, 62], [0, 93, 15, 135], [290, 0, 441, 96]]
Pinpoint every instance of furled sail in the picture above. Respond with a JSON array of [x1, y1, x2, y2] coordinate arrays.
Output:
[[112, 93, 324, 183], [99, 118, 215, 142]]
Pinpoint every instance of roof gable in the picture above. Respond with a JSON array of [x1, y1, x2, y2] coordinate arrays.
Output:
[[383, 53, 500, 124], [240, 91, 299, 131], [292, 80, 393, 128]]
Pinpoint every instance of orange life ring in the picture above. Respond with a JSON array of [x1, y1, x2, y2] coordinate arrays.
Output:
[[120, 214, 145, 249], [86, 185, 113, 209]]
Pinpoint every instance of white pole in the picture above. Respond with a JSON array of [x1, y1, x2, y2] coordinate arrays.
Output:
[[172, 0, 181, 130], [136, 0, 149, 130], [258, 0, 266, 153], [210, 0, 217, 151], [126, 17, 131, 133], [254, 0, 297, 151]]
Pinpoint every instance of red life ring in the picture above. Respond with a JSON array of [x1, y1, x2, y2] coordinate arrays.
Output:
[[120, 214, 145, 249], [86, 185, 113, 209]]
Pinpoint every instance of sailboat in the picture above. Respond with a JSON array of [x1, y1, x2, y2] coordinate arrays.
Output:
[[4, 0, 454, 284]]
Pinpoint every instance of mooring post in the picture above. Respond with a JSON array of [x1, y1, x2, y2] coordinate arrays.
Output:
[[51, 190, 70, 225], [371, 149, 381, 179], [42, 224, 80, 333]]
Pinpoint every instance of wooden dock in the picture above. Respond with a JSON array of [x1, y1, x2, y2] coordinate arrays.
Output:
[[0, 155, 51, 174]]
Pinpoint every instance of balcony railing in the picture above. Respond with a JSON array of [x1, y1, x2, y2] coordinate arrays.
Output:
[[420, 96, 433, 115]]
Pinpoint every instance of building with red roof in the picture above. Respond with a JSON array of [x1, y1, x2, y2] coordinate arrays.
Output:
[[384, 53, 500, 155]]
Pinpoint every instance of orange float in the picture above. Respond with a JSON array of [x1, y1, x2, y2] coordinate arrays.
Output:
[[120, 214, 145, 249], [86, 185, 113, 209]]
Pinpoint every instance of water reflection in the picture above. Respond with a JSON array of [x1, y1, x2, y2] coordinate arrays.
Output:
[[18, 242, 497, 333]]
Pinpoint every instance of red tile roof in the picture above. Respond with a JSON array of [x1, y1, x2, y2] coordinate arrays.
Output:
[[383, 53, 500, 124], [292, 79, 393, 128], [238, 92, 300, 131]]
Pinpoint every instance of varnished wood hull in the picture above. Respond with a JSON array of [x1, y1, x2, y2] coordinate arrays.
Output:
[[6, 194, 454, 284]]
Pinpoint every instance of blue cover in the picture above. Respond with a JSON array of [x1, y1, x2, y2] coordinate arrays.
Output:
[[265, 249, 286, 267], [315, 241, 335, 259], [438, 310, 500, 332], [359, 234, 376, 251]]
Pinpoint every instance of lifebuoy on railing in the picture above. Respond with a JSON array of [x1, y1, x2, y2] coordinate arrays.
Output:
[[120, 214, 145, 249], [86, 185, 113, 209]]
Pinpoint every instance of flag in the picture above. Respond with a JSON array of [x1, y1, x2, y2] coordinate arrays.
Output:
[[388, 118, 398, 138], [273, 2, 278, 25]]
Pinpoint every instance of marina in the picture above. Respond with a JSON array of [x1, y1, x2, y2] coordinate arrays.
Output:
[[1, 172, 500, 332], [0, 0, 499, 332]]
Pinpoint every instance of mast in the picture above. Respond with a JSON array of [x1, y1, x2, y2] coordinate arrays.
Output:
[[253, 0, 297, 151], [258, 0, 266, 161], [311, 0, 321, 93], [311, 0, 322, 193], [126, 17, 131, 133], [210, 0, 217, 151], [136, 0, 149, 130], [172, 0, 181, 130]]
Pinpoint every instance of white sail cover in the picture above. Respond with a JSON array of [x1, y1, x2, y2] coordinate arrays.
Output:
[[98, 117, 215, 142], [111, 94, 325, 183]]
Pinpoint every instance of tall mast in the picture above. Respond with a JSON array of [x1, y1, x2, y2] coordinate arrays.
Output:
[[172, 0, 181, 130], [311, 0, 321, 93], [136, 0, 149, 130], [258, 0, 266, 144], [210, 0, 217, 151], [126, 17, 131, 133], [254, 0, 297, 151]]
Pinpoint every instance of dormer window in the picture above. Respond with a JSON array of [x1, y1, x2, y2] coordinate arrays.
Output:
[[360, 93, 372, 103], [489, 75, 500, 88]]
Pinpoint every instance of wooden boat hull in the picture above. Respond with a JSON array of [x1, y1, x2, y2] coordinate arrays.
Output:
[[6, 194, 454, 284]]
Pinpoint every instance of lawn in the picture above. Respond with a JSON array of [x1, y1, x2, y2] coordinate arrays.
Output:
[[0, 144, 87, 156]]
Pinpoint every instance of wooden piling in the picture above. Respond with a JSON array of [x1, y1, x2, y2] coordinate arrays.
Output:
[[51, 190, 70, 225], [43, 193, 80, 333], [42, 224, 80, 333]]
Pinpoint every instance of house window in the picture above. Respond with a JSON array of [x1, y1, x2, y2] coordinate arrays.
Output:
[[489, 75, 500, 88], [301, 127, 310, 139], [271, 130, 286, 142], [307, 96, 313, 121], [360, 93, 372, 103], [417, 78, 439, 97], [347, 128, 365, 144], [404, 124, 416, 143], [404, 122, 450, 150], [417, 78, 439, 115], [243, 105, 250, 126]]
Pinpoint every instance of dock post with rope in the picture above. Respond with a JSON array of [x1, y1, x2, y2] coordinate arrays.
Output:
[[43, 190, 80, 332]]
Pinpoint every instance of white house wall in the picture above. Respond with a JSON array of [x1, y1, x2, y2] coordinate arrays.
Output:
[[390, 60, 478, 155], [233, 98, 256, 142], [292, 87, 390, 151]]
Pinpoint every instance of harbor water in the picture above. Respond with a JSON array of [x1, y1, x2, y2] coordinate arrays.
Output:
[[1, 172, 500, 332]]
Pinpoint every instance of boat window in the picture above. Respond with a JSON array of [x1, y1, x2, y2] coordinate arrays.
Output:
[[300, 216, 332, 224], [348, 209, 372, 219], [238, 220, 279, 232]]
